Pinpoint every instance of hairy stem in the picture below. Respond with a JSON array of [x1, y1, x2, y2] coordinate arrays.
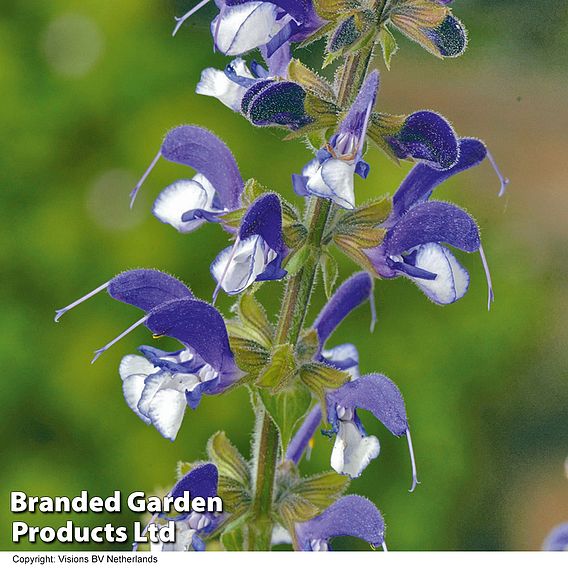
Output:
[[248, 409, 280, 550], [275, 197, 332, 345], [248, 49, 377, 551], [248, 198, 331, 550]]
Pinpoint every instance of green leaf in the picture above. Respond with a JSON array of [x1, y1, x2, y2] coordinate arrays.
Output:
[[220, 514, 250, 551], [288, 59, 335, 102], [281, 201, 308, 249], [281, 199, 302, 227], [284, 244, 315, 276], [260, 381, 312, 451], [379, 25, 398, 70], [313, 0, 354, 21], [299, 362, 350, 413], [323, 49, 343, 68], [278, 493, 320, 525], [333, 230, 386, 273], [340, 195, 392, 227], [256, 343, 297, 391], [387, 0, 449, 58], [220, 207, 245, 229], [320, 251, 339, 299], [228, 336, 270, 377], [367, 111, 405, 162], [176, 461, 194, 480], [283, 221, 308, 249], [305, 130, 327, 152], [217, 476, 251, 517], [237, 293, 273, 349], [297, 20, 336, 49], [243, 178, 268, 205], [303, 94, 340, 127], [207, 431, 250, 486], [294, 471, 349, 509], [296, 328, 320, 364]]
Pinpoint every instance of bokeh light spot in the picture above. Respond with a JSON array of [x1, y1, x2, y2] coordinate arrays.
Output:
[[41, 13, 104, 78]]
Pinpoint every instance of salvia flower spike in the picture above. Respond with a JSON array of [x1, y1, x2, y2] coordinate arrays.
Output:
[[55, 0, 507, 551]]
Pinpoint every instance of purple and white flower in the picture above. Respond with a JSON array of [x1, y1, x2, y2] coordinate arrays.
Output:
[[366, 138, 508, 307], [293, 72, 379, 209], [294, 495, 386, 551], [326, 373, 418, 489], [293, 71, 460, 209], [55, 270, 242, 440], [211, 193, 286, 297], [287, 273, 384, 479], [141, 463, 223, 552], [197, 57, 257, 111], [173, 0, 324, 58], [287, 275, 418, 486], [130, 126, 244, 231], [198, 57, 311, 130]]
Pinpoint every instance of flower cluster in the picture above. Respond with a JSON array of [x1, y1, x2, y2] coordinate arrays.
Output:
[[56, 0, 507, 552]]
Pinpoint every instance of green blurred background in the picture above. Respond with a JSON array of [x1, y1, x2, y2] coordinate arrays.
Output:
[[1, 0, 567, 552]]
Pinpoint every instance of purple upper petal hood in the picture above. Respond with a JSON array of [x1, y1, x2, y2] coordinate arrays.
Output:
[[108, 270, 193, 312], [313, 272, 374, 346], [241, 80, 312, 130], [327, 373, 408, 437], [392, 138, 487, 220], [146, 298, 240, 383], [386, 111, 459, 170], [161, 126, 243, 210], [338, 71, 380, 143], [384, 200, 480, 255], [170, 463, 219, 501], [240, 193, 285, 255], [295, 495, 385, 550]]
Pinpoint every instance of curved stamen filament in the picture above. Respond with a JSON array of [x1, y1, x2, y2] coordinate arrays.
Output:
[[172, 0, 212, 37], [356, 99, 374, 161], [54, 281, 110, 322], [479, 244, 494, 311], [91, 315, 148, 364], [406, 428, 420, 493], [486, 149, 510, 197], [369, 285, 377, 333], [212, 235, 241, 304], [130, 150, 161, 209]]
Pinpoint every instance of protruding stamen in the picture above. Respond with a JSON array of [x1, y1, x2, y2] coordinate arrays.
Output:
[[486, 149, 509, 197], [212, 236, 241, 304], [382, 541, 388, 552], [172, 0, 212, 37], [356, 99, 374, 161], [132, 510, 159, 552], [369, 286, 377, 333], [479, 244, 494, 311], [54, 281, 110, 322], [306, 437, 314, 461], [91, 315, 148, 364], [130, 150, 162, 209], [406, 428, 420, 493]]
